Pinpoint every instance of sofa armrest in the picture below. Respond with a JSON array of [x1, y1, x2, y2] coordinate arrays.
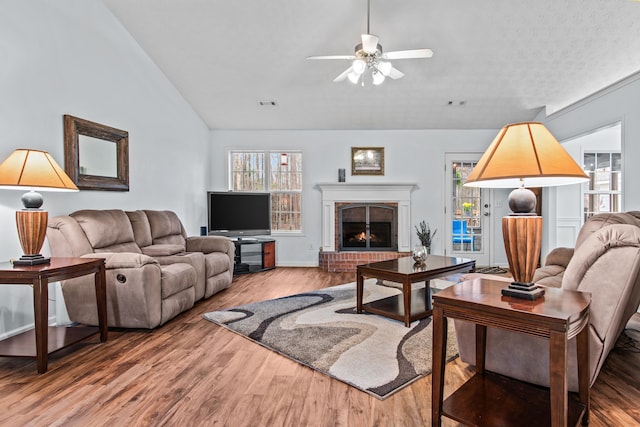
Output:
[[186, 236, 234, 254], [81, 252, 158, 269], [544, 247, 574, 267]]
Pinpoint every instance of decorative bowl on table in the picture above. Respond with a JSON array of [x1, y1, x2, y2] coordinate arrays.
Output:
[[412, 245, 428, 264]]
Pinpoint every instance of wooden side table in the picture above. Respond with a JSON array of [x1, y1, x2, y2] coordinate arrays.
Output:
[[432, 278, 591, 427], [0, 257, 107, 373]]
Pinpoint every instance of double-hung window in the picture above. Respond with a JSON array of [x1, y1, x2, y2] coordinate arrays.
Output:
[[583, 151, 622, 221], [230, 150, 302, 233]]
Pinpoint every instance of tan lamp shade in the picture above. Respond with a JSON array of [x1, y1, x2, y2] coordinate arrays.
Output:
[[465, 122, 588, 188], [0, 149, 78, 192], [0, 149, 78, 265]]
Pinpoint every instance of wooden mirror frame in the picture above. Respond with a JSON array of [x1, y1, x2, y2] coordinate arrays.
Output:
[[63, 114, 129, 191]]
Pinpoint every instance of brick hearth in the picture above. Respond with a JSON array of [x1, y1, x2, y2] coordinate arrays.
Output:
[[319, 250, 410, 272]]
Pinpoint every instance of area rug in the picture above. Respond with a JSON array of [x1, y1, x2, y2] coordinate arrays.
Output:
[[203, 280, 458, 399], [475, 266, 509, 275]]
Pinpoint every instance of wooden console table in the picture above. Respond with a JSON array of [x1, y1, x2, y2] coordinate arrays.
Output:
[[432, 278, 591, 427], [0, 257, 107, 373]]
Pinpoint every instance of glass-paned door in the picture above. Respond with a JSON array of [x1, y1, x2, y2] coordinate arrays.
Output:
[[445, 154, 491, 266]]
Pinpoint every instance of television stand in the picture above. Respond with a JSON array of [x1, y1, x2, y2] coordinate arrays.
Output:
[[232, 237, 275, 274]]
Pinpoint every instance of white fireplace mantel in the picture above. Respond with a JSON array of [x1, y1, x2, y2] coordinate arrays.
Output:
[[317, 183, 418, 252]]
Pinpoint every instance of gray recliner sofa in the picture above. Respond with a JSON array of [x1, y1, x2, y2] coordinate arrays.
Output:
[[47, 209, 235, 329], [532, 211, 640, 287], [454, 212, 640, 391]]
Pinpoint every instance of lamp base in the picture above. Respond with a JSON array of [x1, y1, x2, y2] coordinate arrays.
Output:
[[501, 281, 545, 300], [13, 254, 51, 266], [502, 215, 543, 284]]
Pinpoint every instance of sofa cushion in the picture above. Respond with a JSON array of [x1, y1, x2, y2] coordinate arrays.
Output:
[[575, 211, 640, 247], [531, 265, 564, 288], [144, 210, 187, 248], [47, 215, 95, 257], [126, 210, 153, 248], [160, 263, 196, 299], [71, 210, 141, 253]]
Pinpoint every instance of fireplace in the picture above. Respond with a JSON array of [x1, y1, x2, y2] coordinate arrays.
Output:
[[339, 203, 397, 251], [317, 183, 417, 272]]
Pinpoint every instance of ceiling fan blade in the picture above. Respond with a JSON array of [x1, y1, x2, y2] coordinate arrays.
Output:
[[382, 48, 433, 60], [361, 34, 379, 54], [333, 67, 353, 82], [387, 66, 404, 80], [307, 55, 356, 60]]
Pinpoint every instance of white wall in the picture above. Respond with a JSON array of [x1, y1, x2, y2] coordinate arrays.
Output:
[[0, 1, 209, 336], [209, 129, 502, 266], [541, 73, 640, 255]]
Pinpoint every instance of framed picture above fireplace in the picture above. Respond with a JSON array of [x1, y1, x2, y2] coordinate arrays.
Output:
[[351, 147, 384, 176]]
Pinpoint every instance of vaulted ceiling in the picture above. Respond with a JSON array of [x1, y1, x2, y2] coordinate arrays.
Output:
[[103, 0, 640, 130]]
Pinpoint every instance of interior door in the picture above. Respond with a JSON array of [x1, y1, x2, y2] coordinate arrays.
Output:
[[444, 154, 491, 266]]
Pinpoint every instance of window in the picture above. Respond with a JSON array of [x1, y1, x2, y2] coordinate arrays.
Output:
[[583, 152, 622, 221], [230, 151, 302, 232]]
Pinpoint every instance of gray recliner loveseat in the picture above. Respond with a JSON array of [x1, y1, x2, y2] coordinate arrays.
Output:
[[47, 209, 235, 329]]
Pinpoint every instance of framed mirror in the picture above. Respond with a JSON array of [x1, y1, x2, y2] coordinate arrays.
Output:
[[63, 114, 129, 191]]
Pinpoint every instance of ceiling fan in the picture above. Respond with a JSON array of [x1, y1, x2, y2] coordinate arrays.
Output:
[[307, 0, 433, 85]]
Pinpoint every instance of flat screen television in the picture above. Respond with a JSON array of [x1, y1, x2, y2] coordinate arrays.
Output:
[[207, 191, 271, 238]]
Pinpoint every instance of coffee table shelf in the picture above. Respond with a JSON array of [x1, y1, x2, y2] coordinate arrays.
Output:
[[360, 287, 430, 324]]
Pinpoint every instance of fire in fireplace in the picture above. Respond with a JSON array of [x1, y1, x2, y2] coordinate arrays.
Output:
[[338, 203, 397, 251]]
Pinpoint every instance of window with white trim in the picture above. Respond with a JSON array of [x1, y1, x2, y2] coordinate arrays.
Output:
[[230, 151, 302, 232], [583, 151, 622, 222]]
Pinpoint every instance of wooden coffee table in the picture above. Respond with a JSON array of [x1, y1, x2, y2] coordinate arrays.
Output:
[[356, 255, 475, 327], [432, 277, 591, 427]]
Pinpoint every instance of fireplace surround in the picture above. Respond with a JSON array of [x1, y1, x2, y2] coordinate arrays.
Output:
[[317, 183, 417, 271]]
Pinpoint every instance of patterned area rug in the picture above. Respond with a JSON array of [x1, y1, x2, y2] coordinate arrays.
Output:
[[475, 266, 509, 274], [203, 280, 458, 399]]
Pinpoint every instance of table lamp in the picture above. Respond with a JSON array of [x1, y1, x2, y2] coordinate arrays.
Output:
[[464, 122, 588, 299], [0, 149, 78, 265]]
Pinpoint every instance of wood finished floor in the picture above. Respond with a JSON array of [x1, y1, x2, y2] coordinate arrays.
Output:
[[0, 267, 638, 426]]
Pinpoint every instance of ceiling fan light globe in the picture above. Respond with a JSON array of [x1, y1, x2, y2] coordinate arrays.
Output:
[[372, 71, 385, 85], [352, 59, 366, 75], [347, 71, 360, 84], [377, 61, 392, 76]]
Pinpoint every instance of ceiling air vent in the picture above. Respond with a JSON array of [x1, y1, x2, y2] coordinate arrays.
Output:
[[258, 101, 277, 107]]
